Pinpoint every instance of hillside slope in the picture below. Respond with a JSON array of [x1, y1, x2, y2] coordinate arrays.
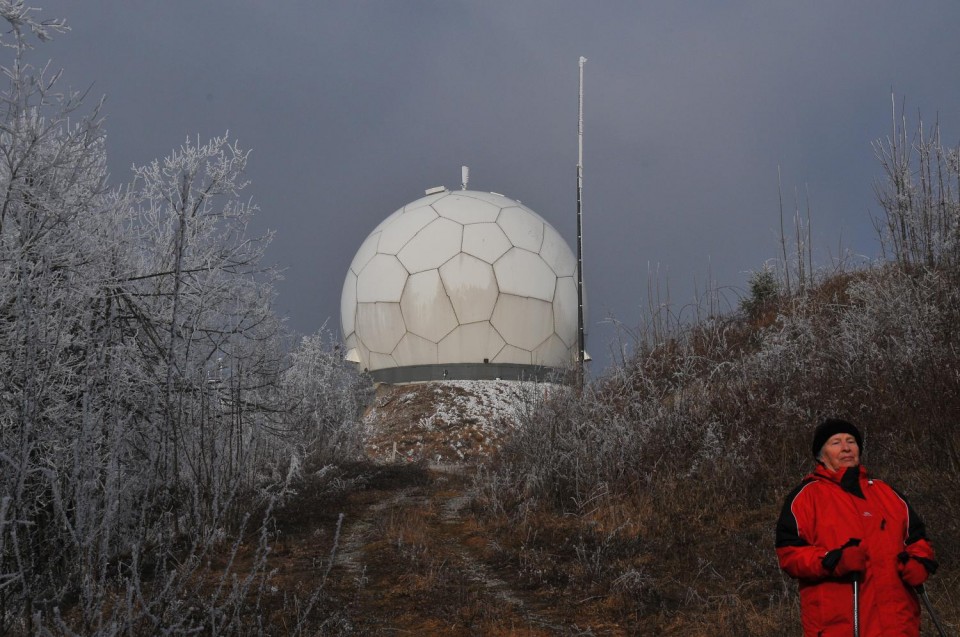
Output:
[[253, 268, 960, 636]]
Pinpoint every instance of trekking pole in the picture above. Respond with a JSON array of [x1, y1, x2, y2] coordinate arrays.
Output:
[[916, 584, 949, 637], [852, 575, 860, 637]]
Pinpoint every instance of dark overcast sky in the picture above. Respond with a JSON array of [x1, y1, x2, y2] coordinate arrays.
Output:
[[28, 1, 960, 374]]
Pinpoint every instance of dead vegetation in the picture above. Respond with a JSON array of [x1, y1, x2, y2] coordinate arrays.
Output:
[[475, 264, 960, 635], [7, 71, 959, 634], [22, 267, 959, 635], [159, 263, 958, 635]]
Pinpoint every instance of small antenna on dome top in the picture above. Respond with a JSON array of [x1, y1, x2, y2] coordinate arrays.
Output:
[[461, 166, 469, 190]]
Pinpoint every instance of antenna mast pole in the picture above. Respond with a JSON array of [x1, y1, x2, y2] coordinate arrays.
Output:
[[576, 56, 586, 391]]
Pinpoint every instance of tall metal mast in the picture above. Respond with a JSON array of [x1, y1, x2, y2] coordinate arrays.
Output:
[[576, 56, 586, 390]]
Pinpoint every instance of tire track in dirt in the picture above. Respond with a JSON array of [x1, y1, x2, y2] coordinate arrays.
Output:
[[432, 467, 553, 627], [324, 463, 588, 635], [330, 484, 420, 586]]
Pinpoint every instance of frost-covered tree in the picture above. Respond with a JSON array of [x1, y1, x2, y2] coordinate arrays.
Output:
[[0, 4, 280, 630], [873, 96, 960, 270], [0, 4, 370, 632], [0, 2, 131, 629], [124, 133, 285, 524]]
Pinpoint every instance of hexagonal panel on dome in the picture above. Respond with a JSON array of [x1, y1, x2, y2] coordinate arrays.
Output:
[[439, 253, 499, 323], [340, 269, 358, 337], [404, 190, 449, 211], [349, 230, 382, 275], [461, 191, 516, 208], [493, 248, 556, 302], [397, 217, 463, 273], [372, 190, 447, 234], [377, 205, 439, 255], [392, 332, 438, 366], [355, 302, 406, 354], [553, 276, 579, 347], [533, 334, 571, 366], [357, 253, 408, 303], [351, 335, 371, 369], [400, 270, 459, 343], [462, 222, 512, 263], [433, 193, 501, 224], [540, 224, 577, 277], [438, 322, 506, 364], [492, 344, 532, 365], [497, 206, 544, 253], [368, 351, 398, 369], [343, 332, 359, 360], [371, 208, 404, 235], [491, 294, 554, 352], [516, 201, 549, 224]]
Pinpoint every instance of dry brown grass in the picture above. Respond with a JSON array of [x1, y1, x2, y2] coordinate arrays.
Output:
[[41, 266, 960, 636], [474, 265, 960, 635]]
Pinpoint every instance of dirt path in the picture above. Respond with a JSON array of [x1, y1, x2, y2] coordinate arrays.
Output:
[[310, 462, 596, 636]]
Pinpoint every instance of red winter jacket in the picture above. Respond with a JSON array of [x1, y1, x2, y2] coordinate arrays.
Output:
[[776, 464, 936, 637]]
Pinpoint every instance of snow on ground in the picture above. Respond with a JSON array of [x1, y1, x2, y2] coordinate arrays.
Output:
[[362, 380, 563, 464]]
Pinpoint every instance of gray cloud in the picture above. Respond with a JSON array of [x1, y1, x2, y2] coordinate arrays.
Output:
[[33, 0, 960, 372]]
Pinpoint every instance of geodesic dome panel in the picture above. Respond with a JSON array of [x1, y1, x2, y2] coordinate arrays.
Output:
[[438, 322, 506, 364], [494, 248, 556, 302], [534, 334, 573, 367], [439, 253, 499, 324], [541, 224, 578, 277], [349, 230, 381, 275], [393, 332, 438, 366], [493, 344, 532, 365], [341, 188, 585, 381], [355, 302, 406, 354], [369, 351, 398, 369], [498, 206, 544, 252], [553, 276, 579, 347], [378, 206, 438, 255], [490, 294, 554, 352], [397, 217, 462, 273], [434, 192, 501, 223], [462, 222, 512, 263], [356, 254, 407, 303], [401, 270, 459, 342], [341, 270, 357, 337]]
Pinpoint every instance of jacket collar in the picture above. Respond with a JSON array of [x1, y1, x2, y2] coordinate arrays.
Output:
[[810, 463, 867, 499]]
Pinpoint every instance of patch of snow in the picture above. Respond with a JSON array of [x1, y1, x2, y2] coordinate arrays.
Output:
[[362, 380, 565, 463]]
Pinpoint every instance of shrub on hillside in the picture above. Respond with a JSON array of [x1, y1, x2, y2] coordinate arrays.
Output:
[[478, 264, 960, 633]]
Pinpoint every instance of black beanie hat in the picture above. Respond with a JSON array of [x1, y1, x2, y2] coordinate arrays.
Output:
[[812, 418, 863, 458]]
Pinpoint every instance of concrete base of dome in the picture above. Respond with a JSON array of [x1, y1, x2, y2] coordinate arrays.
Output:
[[366, 362, 571, 385]]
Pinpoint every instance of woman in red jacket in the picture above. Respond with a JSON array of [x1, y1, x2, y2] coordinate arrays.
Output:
[[776, 418, 937, 637]]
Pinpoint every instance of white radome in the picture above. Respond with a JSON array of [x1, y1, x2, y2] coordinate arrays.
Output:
[[341, 188, 585, 382]]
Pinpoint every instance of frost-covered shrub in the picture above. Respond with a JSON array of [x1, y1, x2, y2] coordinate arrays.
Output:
[[873, 101, 960, 271], [741, 265, 780, 320], [278, 329, 372, 470], [480, 263, 960, 631]]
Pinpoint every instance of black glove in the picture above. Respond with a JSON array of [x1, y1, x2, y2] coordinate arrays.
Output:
[[822, 538, 864, 575], [897, 551, 938, 586]]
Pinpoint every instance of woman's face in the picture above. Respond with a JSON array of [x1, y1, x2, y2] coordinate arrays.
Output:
[[819, 433, 860, 472]]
